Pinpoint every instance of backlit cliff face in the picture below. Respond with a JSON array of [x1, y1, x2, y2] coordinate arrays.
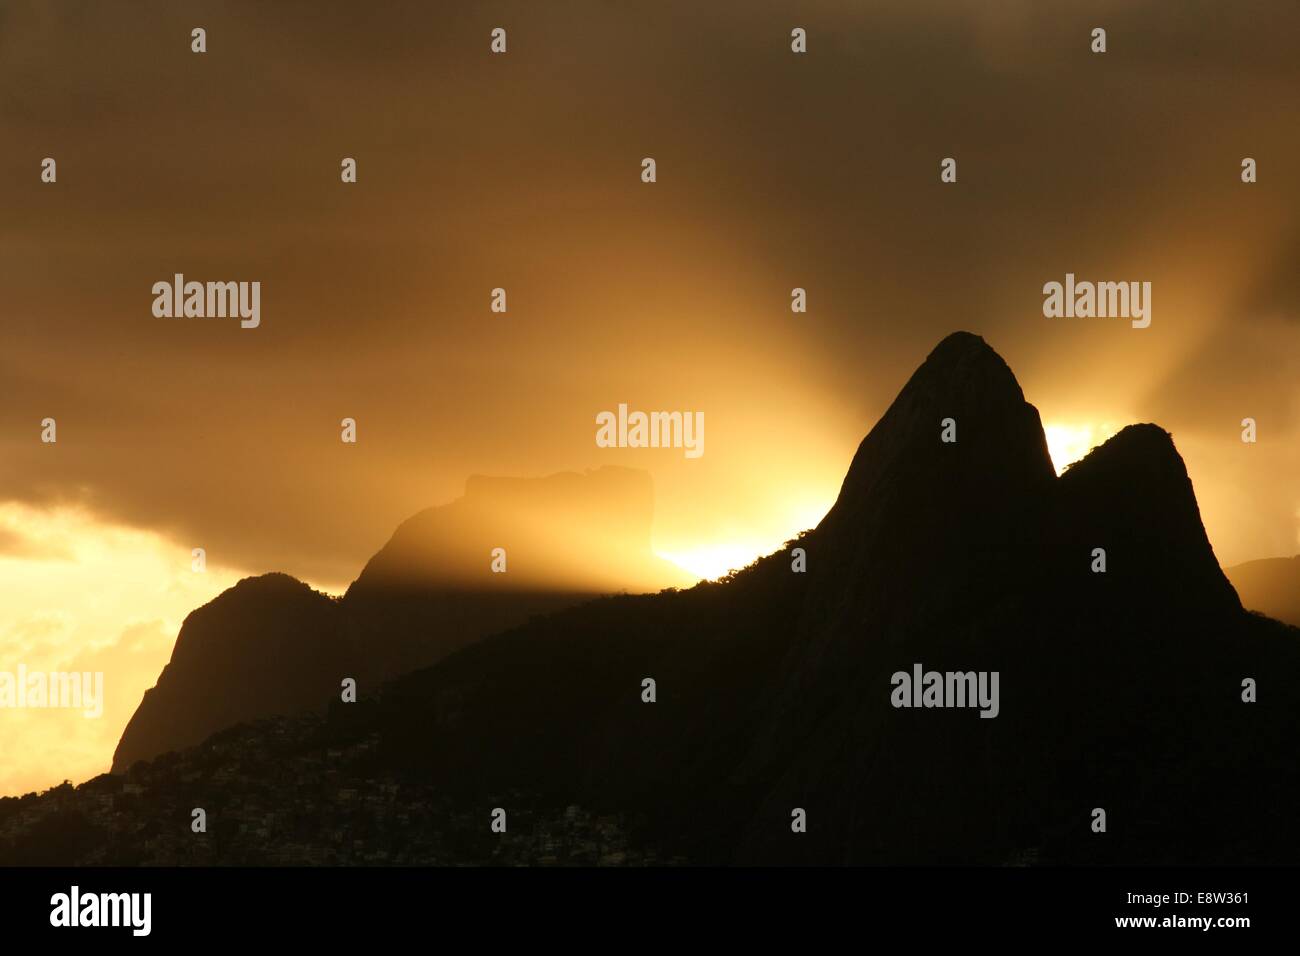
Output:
[[348, 467, 693, 596]]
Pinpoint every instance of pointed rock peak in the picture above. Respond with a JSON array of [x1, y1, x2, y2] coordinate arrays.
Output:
[[1058, 424, 1207, 503], [1062, 423, 1179, 476], [1056, 423, 1239, 616], [818, 332, 1053, 538], [926, 330, 1014, 368], [903, 331, 1031, 408]]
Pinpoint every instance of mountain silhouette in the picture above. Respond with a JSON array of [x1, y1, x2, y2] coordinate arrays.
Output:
[[1225, 555, 1300, 628], [111, 467, 693, 773], [12, 331, 1299, 866], [111, 574, 346, 775], [362, 332, 1298, 865]]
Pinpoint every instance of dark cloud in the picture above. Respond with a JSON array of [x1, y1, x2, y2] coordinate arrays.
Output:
[[1, 0, 1296, 581]]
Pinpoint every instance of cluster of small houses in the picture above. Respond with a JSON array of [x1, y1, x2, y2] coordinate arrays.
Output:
[[1, 714, 681, 866]]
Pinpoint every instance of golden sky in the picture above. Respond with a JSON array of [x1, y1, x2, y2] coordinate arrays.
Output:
[[1, 0, 1298, 794]]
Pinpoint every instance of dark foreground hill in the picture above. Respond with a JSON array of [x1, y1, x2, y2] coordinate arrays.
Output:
[[6, 331, 1298, 866]]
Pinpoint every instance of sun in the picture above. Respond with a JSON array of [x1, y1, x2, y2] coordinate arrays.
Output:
[[1043, 421, 1122, 476], [656, 499, 833, 582], [657, 542, 767, 581]]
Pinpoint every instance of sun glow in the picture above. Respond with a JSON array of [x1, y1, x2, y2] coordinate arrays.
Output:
[[0, 502, 248, 796], [657, 499, 832, 582], [1043, 421, 1124, 476], [658, 542, 767, 581]]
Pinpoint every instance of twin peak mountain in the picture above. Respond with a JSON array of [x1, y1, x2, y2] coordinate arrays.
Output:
[[116, 331, 1239, 775], [104, 332, 1297, 866]]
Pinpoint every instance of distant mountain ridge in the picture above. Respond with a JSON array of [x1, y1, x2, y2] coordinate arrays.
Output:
[[348, 469, 690, 597], [1226, 555, 1300, 628], [111, 466, 694, 774]]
